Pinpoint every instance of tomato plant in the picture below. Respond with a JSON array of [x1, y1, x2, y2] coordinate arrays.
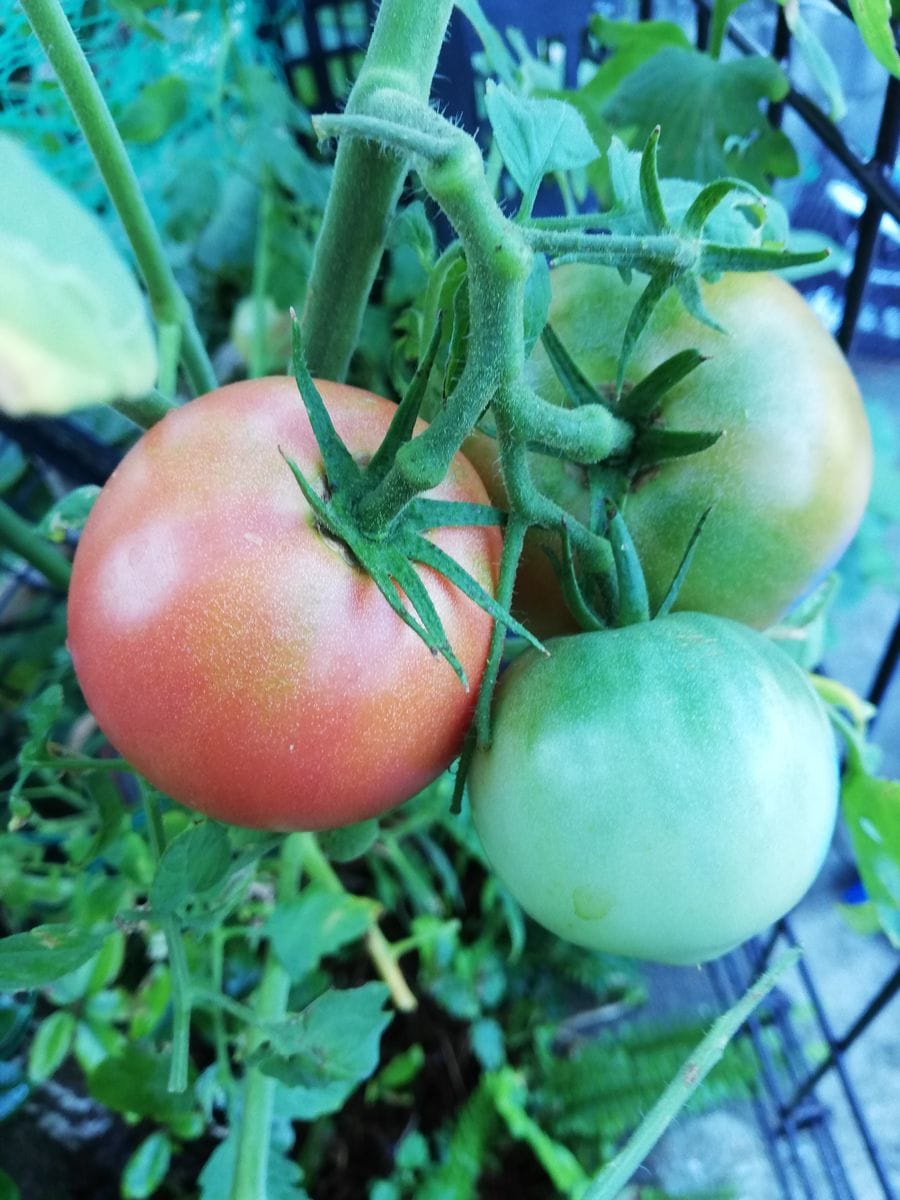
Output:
[[66, 377, 501, 830], [467, 265, 873, 637], [469, 613, 840, 965]]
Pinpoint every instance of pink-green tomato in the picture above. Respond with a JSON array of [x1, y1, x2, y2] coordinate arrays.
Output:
[[469, 613, 839, 964], [67, 377, 501, 831], [477, 266, 873, 637]]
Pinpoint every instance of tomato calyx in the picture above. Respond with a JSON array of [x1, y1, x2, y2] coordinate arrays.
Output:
[[283, 321, 543, 688]]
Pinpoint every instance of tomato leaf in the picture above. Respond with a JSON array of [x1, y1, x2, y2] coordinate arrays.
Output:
[[0, 135, 157, 416], [841, 766, 900, 947], [0, 926, 109, 991], [601, 47, 798, 189], [88, 1046, 196, 1121], [848, 0, 900, 78], [267, 887, 376, 981], [484, 82, 599, 213], [27, 1010, 76, 1084], [523, 254, 552, 356], [253, 984, 392, 1108], [318, 819, 380, 863], [117, 76, 188, 143], [148, 821, 232, 916], [122, 1132, 173, 1200], [199, 1136, 309, 1200]]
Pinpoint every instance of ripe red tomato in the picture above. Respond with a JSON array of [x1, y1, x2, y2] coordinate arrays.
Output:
[[67, 377, 501, 830]]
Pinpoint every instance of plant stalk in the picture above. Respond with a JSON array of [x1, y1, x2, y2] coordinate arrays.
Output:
[[0, 500, 72, 590], [301, 0, 455, 380], [20, 0, 217, 396], [228, 833, 305, 1200]]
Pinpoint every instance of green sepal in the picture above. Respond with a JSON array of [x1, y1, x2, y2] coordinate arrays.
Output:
[[629, 426, 722, 473], [553, 521, 606, 632], [681, 177, 766, 238], [405, 499, 508, 530], [541, 323, 614, 411], [617, 270, 677, 394], [675, 273, 725, 333], [282, 451, 468, 685], [700, 241, 828, 275], [402, 532, 546, 655], [388, 552, 468, 688], [367, 320, 443, 486], [639, 126, 670, 235], [605, 502, 650, 626], [450, 724, 477, 816], [290, 316, 361, 493], [615, 348, 706, 422], [654, 506, 713, 617]]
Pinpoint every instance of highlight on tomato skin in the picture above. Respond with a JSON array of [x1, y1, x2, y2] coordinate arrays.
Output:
[[65, 376, 502, 832], [468, 613, 841, 966]]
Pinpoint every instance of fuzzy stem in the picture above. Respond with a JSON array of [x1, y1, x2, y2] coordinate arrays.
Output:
[[583, 951, 800, 1199], [301, 0, 455, 380], [20, 0, 217, 396], [139, 784, 191, 1093], [0, 501, 72, 590], [228, 833, 305, 1200]]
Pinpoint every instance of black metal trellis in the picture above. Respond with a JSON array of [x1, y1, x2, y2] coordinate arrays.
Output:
[[1, 2, 898, 1197]]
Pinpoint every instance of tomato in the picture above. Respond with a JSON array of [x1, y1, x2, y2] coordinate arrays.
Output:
[[469, 613, 839, 965], [67, 377, 501, 831], [471, 266, 873, 637]]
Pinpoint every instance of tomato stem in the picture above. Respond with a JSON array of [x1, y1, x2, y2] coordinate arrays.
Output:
[[19, 0, 217, 397], [228, 832, 305, 1200], [581, 950, 801, 1199], [138, 783, 193, 1094], [300, 834, 418, 1012], [301, 0, 455, 381], [0, 500, 72, 592]]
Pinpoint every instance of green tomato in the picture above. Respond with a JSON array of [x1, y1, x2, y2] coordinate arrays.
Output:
[[483, 266, 872, 635], [469, 613, 839, 965]]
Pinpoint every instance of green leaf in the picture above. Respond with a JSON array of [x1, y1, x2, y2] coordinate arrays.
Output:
[[484, 82, 598, 210], [88, 1046, 195, 1122], [0, 135, 157, 416], [604, 138, 789, 246], [27, 1011, 76, 1084], [0, 1170, 20, 1200], [0, 997, 33, 1058], [471, 1017, 506, 1071], [487, 1068, 588, 1193], [0, 926, 108, 991], [266, 887, 376, 981], [849, 0, 900, 77], [148, 821, 232, 915], [199, 1137, 309, 1200], [317, 819, 380, 863], [36, 486, 101, 543], [117, 76, 189, 143], [254, 984, 392, 1111], [454, 0, 517, 85], [781, 0, 847, 120], [602, 48, 799, 189], [122, 1132, 172, 1200], [841, 767, 900, 946]]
